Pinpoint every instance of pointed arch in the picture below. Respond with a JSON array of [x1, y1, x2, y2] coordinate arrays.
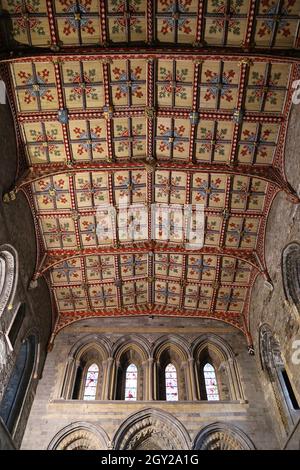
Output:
[[113, 408, 190, 450], [111, 334, 150, 359], [191, 333, 236, 359], [61, 335, 110, 400], [71, 346, 105, 401], [113, 337, 148, 401], [193, 422, 255, 450], [152, 334, 190, 360], [192, 334, 244, 401], [68, 334, 111, 360], [152, 336, 190, 401], [48, 421, 109, 450]]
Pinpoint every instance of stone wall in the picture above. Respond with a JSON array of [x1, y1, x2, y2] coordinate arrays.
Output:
[[21, 316, 279, 450], [249, 103, 300, 447], [0, 101, 52, 448]]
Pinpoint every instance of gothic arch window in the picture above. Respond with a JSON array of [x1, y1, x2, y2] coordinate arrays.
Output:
[[62, 337, 109, 400], [193, 336, 244, 401], [260, 325, 300, 431], [115, 348, 144, 400], [125, 363, 138, 401], [165, 363, 178, 401], [83, 363, 99, 401], [72, 348, 104, 400], [0, 335, 36, 433], [155, 343, 188, 401], [282, 243, 300, 313], [196, 345, 225, 400], [203, 363, 219, 401]]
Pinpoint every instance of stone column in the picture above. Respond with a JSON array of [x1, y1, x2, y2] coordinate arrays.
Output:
[[182, 361, 193, 400], [188, 357, 198, 401], [226, 357, 242, 400], [141, 360, 147, 400], [153, 360, 158, 400], [109, 358, 118, 400], [60, 357, 77, 399], [103, 357, 115, 400], [100, 359, 108, 400], [145, 357, 155, 401]]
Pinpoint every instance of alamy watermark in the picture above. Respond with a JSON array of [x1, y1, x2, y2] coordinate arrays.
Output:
[[95, 197, 205, 249]]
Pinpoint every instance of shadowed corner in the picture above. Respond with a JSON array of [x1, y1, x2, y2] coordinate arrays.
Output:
[[0, 8, 27, 55]]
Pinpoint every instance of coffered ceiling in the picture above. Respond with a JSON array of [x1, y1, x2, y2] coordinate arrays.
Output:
[[0, 0, 299, 349], [0, 0, 300, 49]]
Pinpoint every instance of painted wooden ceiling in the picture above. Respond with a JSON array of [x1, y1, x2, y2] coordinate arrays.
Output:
[[0, 0, 300, 348], [0, 0, 300, 49]]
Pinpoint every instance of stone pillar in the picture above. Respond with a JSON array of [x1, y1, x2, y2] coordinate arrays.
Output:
[[145, 357, 154, 401], [226, 357, 242, 401], [178, 361, 194, 401], [188, 357, 198, 401], [100, 359, 108, 400], [153, 360, 158, 400], [103, 357, 115, 400], [60, 357, 77, 399], [177, 361, 192, 401], [141, 360, 147, 400], [109, 358, 117, 400]]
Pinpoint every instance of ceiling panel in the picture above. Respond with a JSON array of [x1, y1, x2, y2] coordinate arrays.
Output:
[[1, 2, 299, 343], [1, 0, 299, 49]]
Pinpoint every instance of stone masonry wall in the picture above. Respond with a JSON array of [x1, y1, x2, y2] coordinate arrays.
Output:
[[249, 102, 300, 447], [22, 316, 279, 450], [0, 100, 52, 448]]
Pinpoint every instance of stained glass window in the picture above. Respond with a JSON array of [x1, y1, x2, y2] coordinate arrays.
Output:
[[83, 363, 99, 400], [165, 363, 178, 401], [125, 363, 137, 401], [203, 363, 219, 400]]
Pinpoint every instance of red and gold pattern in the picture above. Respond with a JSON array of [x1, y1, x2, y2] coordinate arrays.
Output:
[[1, 2, 300, 346], [1, 0, 299, 48]]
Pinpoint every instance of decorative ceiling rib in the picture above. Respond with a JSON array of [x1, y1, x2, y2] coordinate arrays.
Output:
[[0, 1, 299, 350], [0, 0, 299, 50]]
